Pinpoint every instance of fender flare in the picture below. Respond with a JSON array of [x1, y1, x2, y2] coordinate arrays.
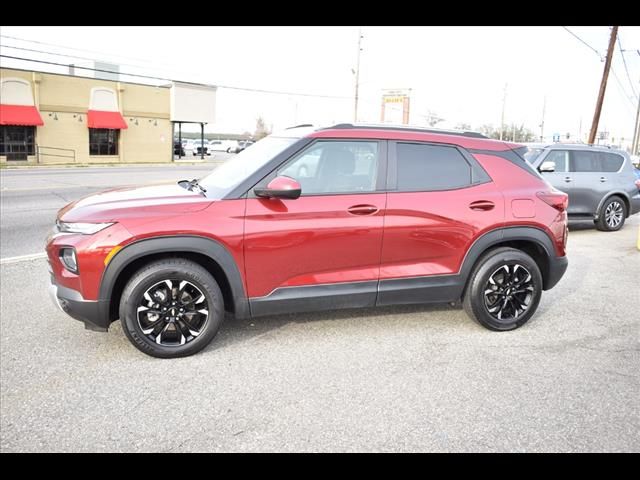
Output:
[[594, 191, 632, 219], [459, 226, 559, 290], [99, 235, 250, 320]]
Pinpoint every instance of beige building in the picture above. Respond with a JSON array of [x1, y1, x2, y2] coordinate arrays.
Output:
[[0, 67, 216, 165]]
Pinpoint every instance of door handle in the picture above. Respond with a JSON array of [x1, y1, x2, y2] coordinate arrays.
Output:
[[599, 177, 607, 183], [347, 204, 379, 215], [564, 177, 572, 183], [469, 200, 495, 211]]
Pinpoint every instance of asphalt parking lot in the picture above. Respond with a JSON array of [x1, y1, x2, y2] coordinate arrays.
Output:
[[1, 164, 639, 452]]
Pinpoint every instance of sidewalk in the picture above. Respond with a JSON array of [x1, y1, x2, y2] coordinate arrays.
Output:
[[0, 158, 220, 169]]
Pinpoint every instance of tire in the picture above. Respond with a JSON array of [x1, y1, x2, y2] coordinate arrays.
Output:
[[119, 258, 224, 358], [463, 247, 543, 331], [595, 196, 626, 232]]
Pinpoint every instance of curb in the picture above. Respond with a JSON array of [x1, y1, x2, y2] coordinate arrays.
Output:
[[0, 161, 218, 169]]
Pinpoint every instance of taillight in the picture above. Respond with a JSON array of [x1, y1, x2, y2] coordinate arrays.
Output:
[[537, 190, 568, 212], [635, 179, 640, 192]]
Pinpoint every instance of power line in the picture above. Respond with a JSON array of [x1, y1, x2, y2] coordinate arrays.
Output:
[[0, 54, 352, 100], [617, 35, 638, 100], [562, 27, 603, 59], [610, 66, 638, 113], [0, 34, 157, 66], [0, 43, 161, 73], [560, 27, 636, 116]]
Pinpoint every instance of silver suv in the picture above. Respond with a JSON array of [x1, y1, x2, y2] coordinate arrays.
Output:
[[524, 143, 640, 231]]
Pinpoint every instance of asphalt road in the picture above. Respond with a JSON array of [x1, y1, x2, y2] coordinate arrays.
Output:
[[1, 200, 638, 451], [0, 161, 228, 258]]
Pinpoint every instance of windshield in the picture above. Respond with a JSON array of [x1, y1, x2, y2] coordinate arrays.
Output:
[[198, 136, 298, 198], [523, 147, 544, 164]]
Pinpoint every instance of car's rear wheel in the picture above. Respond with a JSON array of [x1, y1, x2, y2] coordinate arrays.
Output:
[[119, 258, 224, 358], [595, 196, 626, 231], [463, 247, 542, 331]]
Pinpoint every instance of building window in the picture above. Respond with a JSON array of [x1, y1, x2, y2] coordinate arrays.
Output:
[[0, 126, 36, 161], [89, 128, 119, 155]]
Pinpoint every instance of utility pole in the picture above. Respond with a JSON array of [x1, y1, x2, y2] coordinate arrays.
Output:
[[500, 83, 507, 140], [578, 117, 582, 142], [540, 96, 546, 142], [632, 88, 640, 155], [354, 28, 363, 123], [588, 26, 618, 145]]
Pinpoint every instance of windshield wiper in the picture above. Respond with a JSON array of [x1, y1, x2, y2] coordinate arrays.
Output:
[[178, 178, 207, 196]]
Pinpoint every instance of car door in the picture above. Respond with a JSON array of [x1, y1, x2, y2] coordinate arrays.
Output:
[[537, 149, 576, 212], [378, 141, 503, 305], [244, 139, 387, 316], [569, 149, 612, 215]]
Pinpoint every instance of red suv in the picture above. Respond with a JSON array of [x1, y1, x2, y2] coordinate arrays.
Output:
[[47, 124, 569, 358]]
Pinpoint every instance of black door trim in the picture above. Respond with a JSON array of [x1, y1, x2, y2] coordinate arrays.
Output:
[[249, 281, 378, 317]]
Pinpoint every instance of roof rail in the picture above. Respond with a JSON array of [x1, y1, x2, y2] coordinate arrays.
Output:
[[323, 123, 488, 139], [285, 124, 315, 129]]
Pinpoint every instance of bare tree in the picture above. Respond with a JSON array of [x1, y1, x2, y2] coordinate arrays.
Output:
[[254, 116, 271, 140]]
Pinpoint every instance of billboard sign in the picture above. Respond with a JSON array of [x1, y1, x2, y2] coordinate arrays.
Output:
[[381, 89, 411, 125]]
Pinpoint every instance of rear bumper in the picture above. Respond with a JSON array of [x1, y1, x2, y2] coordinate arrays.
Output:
[[630, 194, 640, 216], [49, 277, 110, 332], [544, 255, 568, 290]]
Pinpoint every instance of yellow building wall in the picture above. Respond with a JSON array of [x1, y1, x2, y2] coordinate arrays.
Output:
[[1, 68, 172, 164]]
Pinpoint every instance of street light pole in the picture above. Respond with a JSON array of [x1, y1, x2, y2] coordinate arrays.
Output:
[[540, 96, 546, 142], [500, 83, 507, 141], [632, 86, 640, 155], [354, 28, 363, 123]]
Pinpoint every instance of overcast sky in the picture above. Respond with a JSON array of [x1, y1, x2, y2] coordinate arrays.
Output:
[[1, 26, 639, 142]]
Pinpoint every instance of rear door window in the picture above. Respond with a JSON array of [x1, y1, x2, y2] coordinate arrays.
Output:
[[571, 150, 600, 172]]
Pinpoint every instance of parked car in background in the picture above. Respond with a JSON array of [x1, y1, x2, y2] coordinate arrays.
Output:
[[525, 143, 640, 231], [47, 123, 569, 358], [192, 140, 210, 156], [182, 139, 193, 150], [232, 140, 254, 154], [209, 140, 236, 152], [224, 140, 239, 153], [173, 141, 185, 156]]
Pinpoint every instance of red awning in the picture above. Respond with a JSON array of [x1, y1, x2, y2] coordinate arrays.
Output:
[[0, 104, 44, 126], [87, 110, 128, 129]]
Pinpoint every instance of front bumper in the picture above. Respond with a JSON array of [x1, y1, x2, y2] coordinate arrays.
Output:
[[544, 255, 568, 290], [49, 276, 110, 332]]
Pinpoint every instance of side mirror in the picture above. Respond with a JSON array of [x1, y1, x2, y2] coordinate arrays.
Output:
[[254, 176, 301, 200], [539, 161, 556, 173]]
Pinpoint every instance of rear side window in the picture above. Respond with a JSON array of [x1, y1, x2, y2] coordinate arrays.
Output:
[[600, 152, 624, 172], [396, 143, 472, 191], [571, 151, 600, 172]]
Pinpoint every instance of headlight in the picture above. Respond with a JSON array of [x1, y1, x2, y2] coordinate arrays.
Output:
[[60, 247, 78, 273], [57, 221, 114, 235]]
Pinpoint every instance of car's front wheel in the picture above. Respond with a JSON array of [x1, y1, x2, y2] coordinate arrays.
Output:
[[119, 258, 224, 358], [463, 247, 542, 331], [595, 196, 626, 231]]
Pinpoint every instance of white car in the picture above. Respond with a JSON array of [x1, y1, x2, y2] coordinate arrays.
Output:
[[208, 140, 237, 152], [191, 140, 210, 156], [208, 140, 238, 153]]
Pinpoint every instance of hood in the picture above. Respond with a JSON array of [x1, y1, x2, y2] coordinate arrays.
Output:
[[58, 183, 212, 223]]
